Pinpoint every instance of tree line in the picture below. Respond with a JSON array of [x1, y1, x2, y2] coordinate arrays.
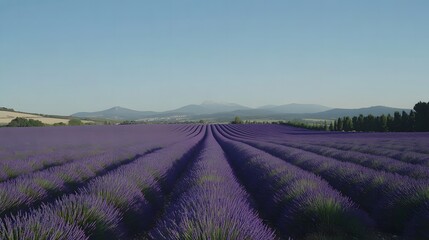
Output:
[[331, 101, 429, 132], [6, 117, 45, 127], [280, 121, 327, 131], [5, 117, 86, 127]]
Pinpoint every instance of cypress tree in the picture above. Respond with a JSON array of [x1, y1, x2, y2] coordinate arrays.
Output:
[[414, 101, 429, 131], [337, 118, 343, 131]]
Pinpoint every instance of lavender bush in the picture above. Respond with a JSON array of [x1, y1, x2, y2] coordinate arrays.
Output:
[[150, 127, 275, 239], [1, 123, 428, 239]]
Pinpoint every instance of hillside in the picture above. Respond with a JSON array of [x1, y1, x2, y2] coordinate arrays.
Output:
[[71, 102, 251, 121], [73, 106, 157, 120], [167, 101, 250, 115], [0, 110, 76, 125], [309, 106, 410, 119], [71, 103, 411, 122], [259, 103, 332, 114]]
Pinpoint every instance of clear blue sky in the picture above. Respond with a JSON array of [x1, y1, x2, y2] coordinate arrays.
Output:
[[1, 1, 428, 115]]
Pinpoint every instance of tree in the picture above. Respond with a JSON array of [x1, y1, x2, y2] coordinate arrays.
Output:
[[321, 101, 427, 132], [68, 119, 83, 126], [121, 120, 138, 125], [337, 118, 343, 131], [343, 117, 353, 131], [408, 110, 416, 131], [323, 121, 328, 131], [357, 114, 364, 131], [0, 107, 14, 111], [414, 101, 429, 131], [365, 115, 376, 131], [231, 116, 243, 124], [7, 117, 44, 127], [386, 114, 393, 131], [401, 111, 410, 132], [392, 111, 402, 131], [379, 114, 388, 132]]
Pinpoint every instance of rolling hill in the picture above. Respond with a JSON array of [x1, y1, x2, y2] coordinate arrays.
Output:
[[259, 103, 332, 114], [71, 102, 411, 122], [0, 110, 91, 125], [309, 106, 410, 119], [166, 101, 251, 115], [72, 106, 157, 120]]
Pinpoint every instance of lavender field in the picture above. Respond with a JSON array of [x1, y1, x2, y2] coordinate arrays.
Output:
[[0, 124, 428, 240]]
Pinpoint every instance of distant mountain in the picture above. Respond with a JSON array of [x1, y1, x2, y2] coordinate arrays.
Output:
[[310, 106, 411, 119], [71, 103, 410, 122], [72, 106, 157, 120], [258, 104, 277, 109], [260, 103, 332, 114], [191, 105, 410, 122], [191, 109, 279, 120], [71, 102, 250, 120], [167, 101, 250, 115]]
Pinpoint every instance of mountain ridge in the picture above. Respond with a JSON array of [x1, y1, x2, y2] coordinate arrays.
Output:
[[309, 106, 410, 119], [73, 106, 157, 120], [71, 102, 411, 121], [259, 103, 332, 114]]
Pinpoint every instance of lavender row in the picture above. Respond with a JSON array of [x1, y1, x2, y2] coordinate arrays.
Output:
[[150, 127, 275, 240], [314, 141, 429, 167], [220, 127, 429, 238], [275, 141, 429, 179], [0, 125, 203, 217], [226, 124, 429, 164], [323, 135, 429, 154], [0, 126, 206, 239], [0, 145, 123, 182], [224, 124, 429, 178], [0, 124, 188, 161], [0, 152, 75, 183], [0, 145, 159, 217], [225, 124, 429, 238], [213, 125, 373, 239], [0, 124, 199, 182], [0, 208, 89, 240]]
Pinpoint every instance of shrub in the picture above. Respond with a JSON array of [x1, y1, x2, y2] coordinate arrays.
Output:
[[7, 117, 44, 127], [68, 119, 83, 126]]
